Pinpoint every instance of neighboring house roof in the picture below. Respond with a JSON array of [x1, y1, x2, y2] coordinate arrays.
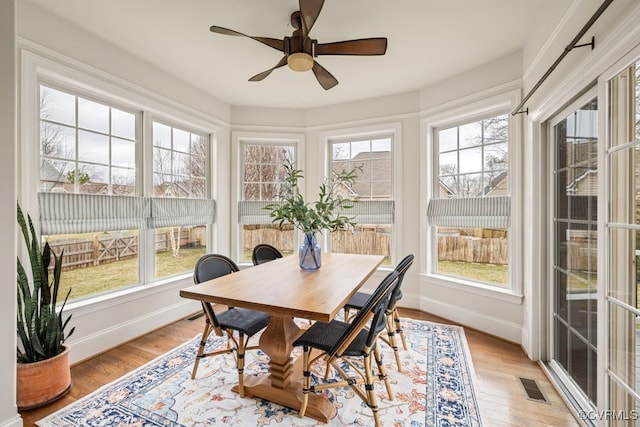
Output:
[[40, 160, 64, 182], [438, 180, 456, 197], [484, 171, 509, 196], [347, 151, 392, 199]]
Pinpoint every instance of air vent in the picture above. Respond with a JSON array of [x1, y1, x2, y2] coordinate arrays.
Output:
[[519, 377, 548, 403]]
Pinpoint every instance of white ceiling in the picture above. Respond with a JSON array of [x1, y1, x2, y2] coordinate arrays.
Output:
[[25, 0, 570, 109]]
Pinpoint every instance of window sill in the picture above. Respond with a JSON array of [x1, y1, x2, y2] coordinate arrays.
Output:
[[65, 273, 194, 316], [420, 273, 523, 305]]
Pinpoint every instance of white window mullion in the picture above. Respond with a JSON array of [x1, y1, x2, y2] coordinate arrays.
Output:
[[140, 111, 155, 285]]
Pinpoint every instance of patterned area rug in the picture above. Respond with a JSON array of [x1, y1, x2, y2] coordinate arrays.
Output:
[[38, 318, 482, 426]]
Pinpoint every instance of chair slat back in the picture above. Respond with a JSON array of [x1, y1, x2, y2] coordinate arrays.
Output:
[[194, 254, 240, 329], [329, 270, 399, 358]]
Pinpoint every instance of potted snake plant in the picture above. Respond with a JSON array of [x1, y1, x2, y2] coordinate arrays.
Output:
[[16, 202, 75, 410]]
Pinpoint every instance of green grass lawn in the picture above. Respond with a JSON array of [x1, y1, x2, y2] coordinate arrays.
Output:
[[58, 247, 206, 301], [437, 260, 508, 286]]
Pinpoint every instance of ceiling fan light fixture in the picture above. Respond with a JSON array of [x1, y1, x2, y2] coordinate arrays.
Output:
[[287, 52, 314, 72]]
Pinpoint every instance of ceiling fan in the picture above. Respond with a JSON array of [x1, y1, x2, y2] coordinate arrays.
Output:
[[209, 0, 387, 90]]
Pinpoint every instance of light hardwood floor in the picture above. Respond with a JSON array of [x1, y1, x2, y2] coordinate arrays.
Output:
[[19, 308, 581, 427]]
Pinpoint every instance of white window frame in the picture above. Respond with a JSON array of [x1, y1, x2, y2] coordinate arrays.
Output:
[[319, 122, 402, 266], [20, 46, 221, 307], [231, 131, 305, 264], [546, 86, 599, 415], [420, 88, 523, 301]]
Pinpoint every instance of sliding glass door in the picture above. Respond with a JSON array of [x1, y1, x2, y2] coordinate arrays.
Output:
[[549, 89, 599, 410], [606, 60, 640, 425], [547, 56, 640, 425]]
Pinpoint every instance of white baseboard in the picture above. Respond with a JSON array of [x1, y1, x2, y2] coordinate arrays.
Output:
[[0, 414, 23, 427], [418, 295, 522, 344], [67, 300, 200, 365]]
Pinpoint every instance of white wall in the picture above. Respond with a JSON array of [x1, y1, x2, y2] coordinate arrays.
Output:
[[522, 0, 636, 109], [0, 0, 21, 425]]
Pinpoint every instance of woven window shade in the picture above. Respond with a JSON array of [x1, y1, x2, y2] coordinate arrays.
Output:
[[148, 197, 216, 228], [239, 199, 395, 225], [427, 196, 510, 228], [38, 192, 149, 235], [38, 192, 216, 234], [339, 200, 395, 224], [238, 201, 281, 224]]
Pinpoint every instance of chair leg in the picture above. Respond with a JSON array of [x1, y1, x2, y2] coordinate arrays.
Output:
[[363, 352, 382, 427], [191, 322, 213, 379], [385, 311, 403, 372], [299, 347, 311, 418], [236, 333, 246, 398], [373, 345, 394, 400], [393, 309, 408, 350]]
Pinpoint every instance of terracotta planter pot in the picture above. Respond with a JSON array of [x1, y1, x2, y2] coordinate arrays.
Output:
[[17, 345, 72, 410]]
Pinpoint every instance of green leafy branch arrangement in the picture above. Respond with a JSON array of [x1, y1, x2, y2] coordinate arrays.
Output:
[[265, 159, 361, 234]]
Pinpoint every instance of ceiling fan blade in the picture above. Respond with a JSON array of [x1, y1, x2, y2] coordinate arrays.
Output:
[[248, 56, 288, 82], [209, 25, 284, 52], [311, 61, 338, 90], [316, 38, 387, 55], [299, 0, 324, 40]]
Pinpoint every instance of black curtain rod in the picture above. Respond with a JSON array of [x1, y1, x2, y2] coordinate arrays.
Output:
[[512, 0, 615, 116]]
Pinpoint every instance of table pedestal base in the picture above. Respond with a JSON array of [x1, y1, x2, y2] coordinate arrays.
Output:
[[232, 376, 337, 423], [231, 314, 336, 422]]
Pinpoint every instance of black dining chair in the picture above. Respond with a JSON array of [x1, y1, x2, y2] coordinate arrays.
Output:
[[293, 270, 400, 426], [343, 254, 414, 371], [191, 253, 271, 397], [251, 244, 283, 265]]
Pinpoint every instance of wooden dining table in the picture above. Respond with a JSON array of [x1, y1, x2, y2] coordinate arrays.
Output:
[[179, 252, 384, 422]]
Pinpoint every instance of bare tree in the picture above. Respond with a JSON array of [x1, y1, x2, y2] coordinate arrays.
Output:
[[243, 144, 294, 201], [40, 87, 74, 190], [189, 135, 207, 198]]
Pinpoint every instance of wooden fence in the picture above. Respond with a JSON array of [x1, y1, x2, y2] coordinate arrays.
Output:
[[49, 226, 593, 272], [243, 225, 512, 264], [242, 224, 392, 257], [243, 224, 295, 254], [566, 230, 598, 273], [48, 228, 204, 271], [437, 235, 508, 265]]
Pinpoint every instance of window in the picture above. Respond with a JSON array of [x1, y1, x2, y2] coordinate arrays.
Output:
[[39, 84, 140, 300], [550, 93, 598, 406], [428, 113, 510, 287], [238, 142, 295, 262], [329, 136, 394, 266], [40, 86, 136, 195], [152, 121, 209, 279], [37, 85, 214, 301]]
